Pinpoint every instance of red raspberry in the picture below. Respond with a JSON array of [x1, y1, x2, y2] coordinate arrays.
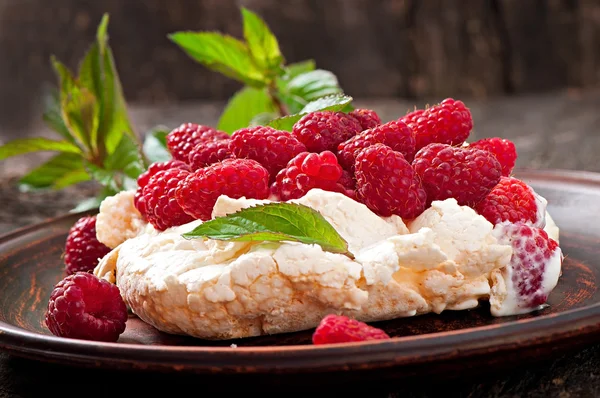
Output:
[[492, 223, 562, 312], [176, 158, 270, 221], [64, 216, 111, 275], [475, 177, 546, 227], [134, 160, 191, 214], [292, 111, 362, 153], [337, 120, 416, 170], [45, 272, 128, 342], [349, 108, 382, 130], [355, 144, 427, 218], [166, 123, 229, 162], [412, 143, 502, 207], [188, 140, 233, 170], [312, 314, 390, 345], [270, 151, 347, 201], [469, 137, 518, 177], [141, 168, 195, 231], [229, 126, 306, 180], [338, 169, 356, 192], [400, 98, 472, 151]]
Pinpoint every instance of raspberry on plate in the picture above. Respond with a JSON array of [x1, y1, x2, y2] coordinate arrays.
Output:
[[64, 216, 111, 275], [270, 151, 347, 201], [349, 108, 382, 130], [141, 168, 195, 231], [475, 177, 547, 228], [292, 111, 362, 153], [166, 123, 229, 162], [45, 272, 128, 342], [490, 223, 563, 316], [400, 98, 472, 151], [469, 137, 517, 177], [188, 140, 233, 170], [337, 119, 416, 170], [312, 314, 390, 344], [229, 126, 306, 180], [412, 143, 502, 207], [355, 144, 427, 218], [134, 160, 191, 215], [176, 158, 270, 221]]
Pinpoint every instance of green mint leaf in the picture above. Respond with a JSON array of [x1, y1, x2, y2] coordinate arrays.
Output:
[[52, 57, 96, 151], [70, 186, 115, 213], [104, 134, 145, 180], [283, 60, 316, 79], [278, 69, 342, 114], [18, 152, 88, 191], [249, 112, 278, 127], [0, 138, 81, 161], [169, 32, 267, 87], [217, 87, 277, 133], [142, 127, 170, 163], [267, 94, 353, 131], [241, 7, 284, 74], [42, 89, 79, 147], [182, 202, 354, 259]]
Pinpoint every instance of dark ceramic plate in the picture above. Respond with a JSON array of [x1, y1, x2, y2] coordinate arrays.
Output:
[[1, 169, 600, 381]]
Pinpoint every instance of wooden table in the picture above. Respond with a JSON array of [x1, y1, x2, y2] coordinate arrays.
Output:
[[2, 91, 600, 397]]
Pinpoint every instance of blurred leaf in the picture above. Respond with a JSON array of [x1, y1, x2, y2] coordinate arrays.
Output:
[[169, 32, 266, 87], [18, 153, 88, 190], [142, 127, 171, 163], [42, 89, 78, 147], [249, 112, 278, 127], [70, 186, 115, 213], [217, 87, 277, 133], [241, 7, 284, 74], [105, 134, 145, 180], [283, 60, 315, 79], [0, 138, 81, 161]]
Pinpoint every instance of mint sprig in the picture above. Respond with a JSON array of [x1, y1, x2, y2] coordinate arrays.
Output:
[[182, 203, 354, 259], [266, 94, 354, 131]]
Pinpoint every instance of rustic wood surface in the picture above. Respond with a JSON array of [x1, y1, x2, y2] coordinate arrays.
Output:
[[2, 92, 600, 397]]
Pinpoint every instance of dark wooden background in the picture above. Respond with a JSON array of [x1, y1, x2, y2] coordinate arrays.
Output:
[[1, 0, 600, 133]]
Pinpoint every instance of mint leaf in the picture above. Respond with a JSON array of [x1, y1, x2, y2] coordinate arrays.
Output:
[[18, 152, 88, 190], [278, 69, 342, 114], [105, 134, 145, 180], [0, 138, 81, 161], [169, 32, 266, 87], [249, 112, 278, 126], [42, 89, 78, 147], [267, 94, 353, 131], [284, 60, 316, 79], [71, 186, 114, 213], [182, 203, 353, 258], [241, 7, 283, 73], [217, 87, 277, 133], [143, 127, 170, 163]]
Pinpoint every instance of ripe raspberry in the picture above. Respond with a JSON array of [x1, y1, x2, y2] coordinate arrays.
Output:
[[355, 144, 427, 218], [176, 158, 270, 221], [64, 216, 111, 275], [270, 151, 348, 201], [349, 108, 382, 130], [166, 123, 229, 162], [141, 168, 195, 231], [412, 143, 502, 207], [188, 140, 233, 170], [136, 160, 191, 189], [45, 272, 128, 342], [469, 137, 518, 177], [292, 111, 362, 153], [400, 98, 472, 151], [338, 169, 356, 192], [312, 314, 390, 345], [337, 120, 416, 170], [476, 177, 547, 228], [229, 126, 306, 180], [492, 223, 562, 313]]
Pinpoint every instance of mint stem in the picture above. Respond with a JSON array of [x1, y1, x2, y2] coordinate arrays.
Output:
[[268, 82, 288, 117]]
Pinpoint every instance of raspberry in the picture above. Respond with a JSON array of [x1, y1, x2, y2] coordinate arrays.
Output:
[[136, 160, 191, 189], [355, 144, 427, 218], [229, 126, 306, 180], [270, 151, 347, 201], [412, 143, 502, 207], [469, 137, 517, 177], [176, 158, 270, 221], [64, 216, 111, 275], [141, 168, 195, 231], [188, 140, 233, 170], [349, 108, 382, 130], [312, 314, 390, 345], [492, 223, 562, 312], [292, 111, 362, 153], [476, 177, 547, 228], [338, 169, 356, 192], [337, 120, 416, 170], [45, 272, 128, 342], [400, 98, 472, 151], [166, 123, 229, 162]]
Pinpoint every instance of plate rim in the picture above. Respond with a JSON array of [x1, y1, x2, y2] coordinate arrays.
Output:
[[1, 168, 600, 373]]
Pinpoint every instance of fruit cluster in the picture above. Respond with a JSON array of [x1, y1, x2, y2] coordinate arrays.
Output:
[[47, 98, 559, 344]]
